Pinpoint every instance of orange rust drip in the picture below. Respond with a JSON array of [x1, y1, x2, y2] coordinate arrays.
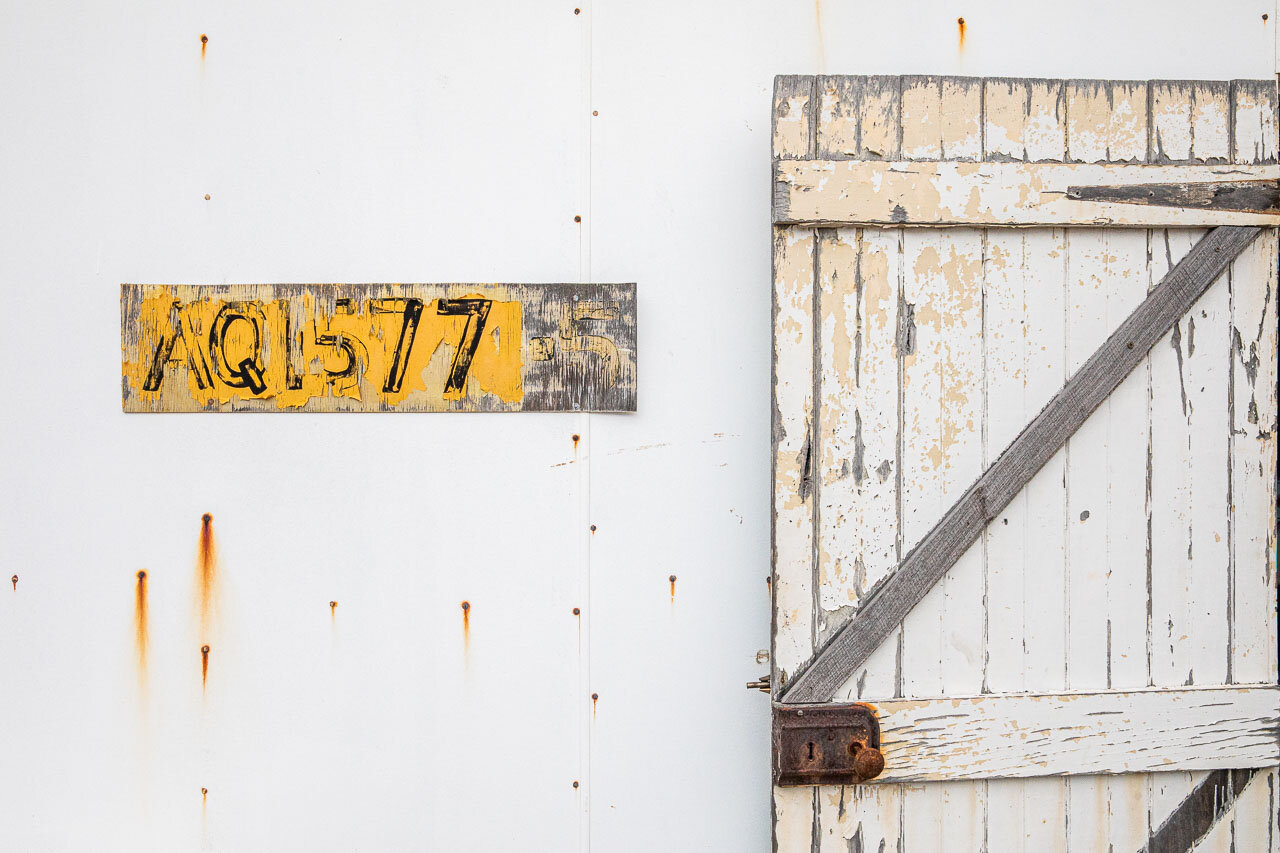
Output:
[[669, 574, 677, 602], [330, 600, 338, 621], [957, 17, 966, 49], [572, 433, 580, 453], [461, 600, 471, 651], [201, 644, 210, 689], [135, 571, 149, 682], [10, 574, 16, 590], [197, 513, 217, 639], [200, 33, 208, 58], [591, 692, 598, 718]]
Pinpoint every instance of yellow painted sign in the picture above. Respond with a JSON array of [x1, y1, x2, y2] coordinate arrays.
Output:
[[121, 283, 637, 412]]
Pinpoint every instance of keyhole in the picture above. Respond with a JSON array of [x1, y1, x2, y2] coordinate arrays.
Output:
[[806, 742, 815, 760]]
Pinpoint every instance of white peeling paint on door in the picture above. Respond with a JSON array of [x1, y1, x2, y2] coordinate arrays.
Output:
[[773, 74, 1278, 852]]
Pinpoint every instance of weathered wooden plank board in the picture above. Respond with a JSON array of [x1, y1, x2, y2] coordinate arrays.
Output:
[[773, 161, 1280, 227], [866, 686, 1280, 783], [120, 283, 636, 412], [779, 225, 1262, 704]]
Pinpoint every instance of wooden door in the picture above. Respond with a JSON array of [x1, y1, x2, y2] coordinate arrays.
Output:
[[770, 75, 1280, 852]]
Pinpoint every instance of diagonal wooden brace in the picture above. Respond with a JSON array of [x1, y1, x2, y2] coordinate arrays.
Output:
[[779, 225, 1265, 704]]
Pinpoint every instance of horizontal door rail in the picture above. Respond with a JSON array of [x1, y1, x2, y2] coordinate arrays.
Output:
[[865, 685, 1280, 783], [773, 160, 1280, 226]]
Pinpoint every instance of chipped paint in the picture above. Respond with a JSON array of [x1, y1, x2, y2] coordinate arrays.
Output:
[[775, 160, 1280, 227], [120, 283, 637, 413]]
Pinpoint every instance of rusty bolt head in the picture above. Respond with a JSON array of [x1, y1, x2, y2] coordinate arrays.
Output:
[[669, 574, 677, 583], [137, 570, 147, 580], [461, 601, 470, 612], [201, 644, 210, 654], [572, 607, 581, 615], [853, 745, 885, 781], [202, 513, 212, 524]]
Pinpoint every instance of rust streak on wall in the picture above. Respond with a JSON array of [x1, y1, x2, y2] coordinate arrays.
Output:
[[669, 574, 677, 601], [10, 574, 16, 590], [196, 513, 217, 640], [135, 570, 149, 688], [461, 600, 471, 655], [200, 33, 207, 58], [957, 17, 966, 50], [201, 644, 210, 689]]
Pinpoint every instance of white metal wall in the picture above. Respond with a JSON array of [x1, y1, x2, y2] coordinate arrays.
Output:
[[0, 2, 1273, 851]]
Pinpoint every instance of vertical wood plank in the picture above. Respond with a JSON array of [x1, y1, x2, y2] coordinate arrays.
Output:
[[772, 222, 817, 852], [816, 229, 899, 634], [816, 785, 901, 853], [1152, 81, 1195, 163], [940, 77, 982, 161], [1147, 228, 1207, 839], [1229, 79, 1279, 688], [813, 78, 905, 853], [984, 228, 1069, 853], [984, 78, 1028, 161], [985, 78, 1069, 853], [896, 74, 987, 852], [899, 228, 986, 853], [816, 76, 857, 160], [901, 76, 943, 161], [1230, 228, 1279, 686], [1023, 79, 1066, 162], [772, 226, 817, 686], [773, 76, 814, 160], [855, 76, 902, 161], [1064, 77, 1155, 852]]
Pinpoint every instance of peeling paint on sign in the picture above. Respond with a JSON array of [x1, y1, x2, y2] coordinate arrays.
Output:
[[121, 283, 637, 412]]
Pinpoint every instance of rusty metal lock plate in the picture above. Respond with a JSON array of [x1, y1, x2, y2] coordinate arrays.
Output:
[[772, 703, 882, 786]]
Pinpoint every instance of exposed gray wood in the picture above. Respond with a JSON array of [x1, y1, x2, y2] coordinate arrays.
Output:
[[1067, 180, 1280, 213], [120, 283, 637, 412], [778, 226, 1262, 703], [1141, 768, 1260, 853]]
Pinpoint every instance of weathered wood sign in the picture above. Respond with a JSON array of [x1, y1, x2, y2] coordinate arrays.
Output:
[[121, 283, 636, 412]]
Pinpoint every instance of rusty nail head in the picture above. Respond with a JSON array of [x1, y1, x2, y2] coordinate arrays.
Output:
[[572, 607, 581, 615]]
